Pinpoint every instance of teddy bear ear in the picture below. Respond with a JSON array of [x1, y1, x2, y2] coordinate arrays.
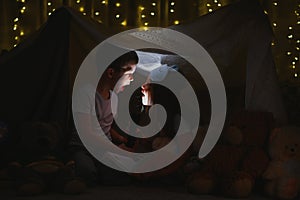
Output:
[[269, 128, 281, 143]]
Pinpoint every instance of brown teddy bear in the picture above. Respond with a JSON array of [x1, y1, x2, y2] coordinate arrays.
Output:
[[8, 121, 86, 196], [186, 110, 273, 198], [263, 126, 300, 199]]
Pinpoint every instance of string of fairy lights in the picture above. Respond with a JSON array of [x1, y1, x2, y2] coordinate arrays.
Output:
[[290, 1, 300, 78], [206, 0, 223, 13], [169, 1, 179, 25], [268, 0, 300, 79], [113, 1, 127, 27], [137, 1, 179, 28], [13, 0, 27, 47], [8, 0, 300, 80]]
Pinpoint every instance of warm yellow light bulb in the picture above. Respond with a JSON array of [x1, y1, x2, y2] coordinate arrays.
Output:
[[174, 20, 179, 25], [150, 12, 155, 16], [95, 11, 100, 16], [264, 10, 268, 15], [209, 8, 213, 12], [206, 3, 211, 7], [140, 6, 145, 11], [218, 3, 221, 6], [273, 22, 277, 27], [170, 2, 175, 6], [20, 9, 25, 14], [116, 14, 120, 18], [15, 36, 19, 40], [287, 51, 292, 55], [79, 7, 84, 12], [14, 18, 19, 22], [115, 3, 121, 7], [101, 0, 106, 4], [152, 2, 156, 6], [21, 0, 25, 2], [292, 65, 296, 69], [289, 26, 293, 30], [76, 0, 80, 3], [273, 2, 278, 6], [141, 14, 146, 18], [20, 30, 24, 36], [294, 73, 298, 78], [288, 34, 293, 39], [121, 20, 127, 26], [48, 12, 52, 15], [144, 22, 148, 26], [47, 2, 51, 6], [170, 9, 174, 13], [295, 57, 299, 61]]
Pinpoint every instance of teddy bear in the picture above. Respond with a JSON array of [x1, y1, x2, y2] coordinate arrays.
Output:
[[263, 126, 300, 199], [186, 110, 273, 198], [7, 121, 86, 196]]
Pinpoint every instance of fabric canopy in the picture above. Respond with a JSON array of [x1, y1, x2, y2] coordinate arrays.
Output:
[[170, 0, 286, 123], [0, 0, 287, 141]]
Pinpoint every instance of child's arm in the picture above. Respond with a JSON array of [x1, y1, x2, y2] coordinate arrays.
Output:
[[110, 128, 128, 145]]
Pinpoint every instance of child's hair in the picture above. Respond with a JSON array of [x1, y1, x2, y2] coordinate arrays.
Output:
[[108, 51, 139, 72]]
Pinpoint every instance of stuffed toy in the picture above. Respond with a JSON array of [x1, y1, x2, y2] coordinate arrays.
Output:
[[186, 110, 273, 198], [7, 121, 86, 196], [263, 126, 300, 199]]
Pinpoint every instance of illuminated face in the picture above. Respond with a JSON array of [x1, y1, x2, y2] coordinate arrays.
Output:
[[114, 63, 136, 93], [141, 82, 153, 106]]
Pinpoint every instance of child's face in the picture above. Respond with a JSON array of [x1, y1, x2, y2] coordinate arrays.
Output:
[[141, 83, 153, 106], [114, 63, 136, 93]]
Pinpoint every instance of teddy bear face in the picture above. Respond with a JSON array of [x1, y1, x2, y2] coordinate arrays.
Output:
[[269, 126, 300, 162]]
